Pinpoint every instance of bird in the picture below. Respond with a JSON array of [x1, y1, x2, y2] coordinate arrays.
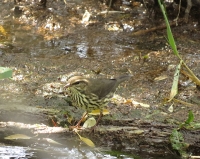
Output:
[[64, 75, 132, 129]]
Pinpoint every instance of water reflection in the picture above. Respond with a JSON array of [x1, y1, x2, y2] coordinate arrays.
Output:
[[0, 145, 119, 159]]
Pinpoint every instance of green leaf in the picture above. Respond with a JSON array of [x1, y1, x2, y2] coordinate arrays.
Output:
[[179, 110, 195, 129], [0, 67, 12, 79], [170, 129, 184, 150], [191, 123, 200, 129], [158, 0, 180, 58], [185, 110, 194, 125], [83, 117, 96, 128], [170, 129, 189, 157]]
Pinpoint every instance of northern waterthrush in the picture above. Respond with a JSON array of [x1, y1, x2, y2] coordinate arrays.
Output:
[[64, 75, 131, 128]]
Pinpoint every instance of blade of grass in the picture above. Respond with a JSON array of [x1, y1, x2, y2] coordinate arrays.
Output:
[[158, 0, 180, 57], [158, 0, 200, 87]]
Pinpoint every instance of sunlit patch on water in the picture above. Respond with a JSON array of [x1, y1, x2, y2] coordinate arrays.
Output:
[[0, 146, 34, 158], [76, 43, 89, 58], [0, 145, 121, 159]]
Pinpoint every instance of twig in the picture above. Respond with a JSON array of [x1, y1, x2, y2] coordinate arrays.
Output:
[[132, 20, 183, 36]]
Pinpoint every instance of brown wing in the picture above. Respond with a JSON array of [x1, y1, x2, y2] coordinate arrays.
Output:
[[86, 78, 117, 99], [85, 75, 131, 99]]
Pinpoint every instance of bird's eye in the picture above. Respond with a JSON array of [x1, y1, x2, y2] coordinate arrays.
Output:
[[73, 81, 80, 85]]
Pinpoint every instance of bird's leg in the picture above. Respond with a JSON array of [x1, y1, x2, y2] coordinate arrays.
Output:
[[96, 111, 103, 126], [70, 112, 88, 129]]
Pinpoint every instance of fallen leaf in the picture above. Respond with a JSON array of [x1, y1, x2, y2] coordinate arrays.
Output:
[[79, 136, 95, 148], [89, 109, 109, 115], [168, 61, 182, 102], [124, 99, 133, 105], [5, 134, 32, 140], [76, 132, 95, 147], [168, 104, 174, 113], [154, 75, 168, 81], [131, 100, 150, 108], [44, 138, 63, 145]]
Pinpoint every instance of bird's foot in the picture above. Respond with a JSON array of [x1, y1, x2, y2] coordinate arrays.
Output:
[[69, 124, 82, 130], [69, 112, 88, 130]]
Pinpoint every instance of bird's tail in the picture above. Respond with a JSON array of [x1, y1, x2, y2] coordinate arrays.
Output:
[[116, 75, 132, 84]]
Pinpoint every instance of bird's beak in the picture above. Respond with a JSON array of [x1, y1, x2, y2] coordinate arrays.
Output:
[[64, 83, 70, 89]]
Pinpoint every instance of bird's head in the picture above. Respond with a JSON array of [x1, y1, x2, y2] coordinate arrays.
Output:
[[64, 76, 89, 91]]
